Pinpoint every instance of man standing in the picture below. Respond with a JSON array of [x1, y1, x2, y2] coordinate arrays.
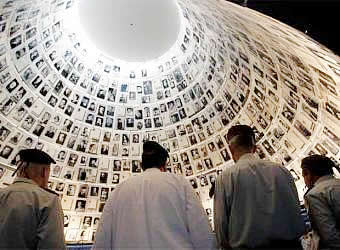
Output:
[[0, 149, 66, 250], [301, 155, 340, 249], [214, 125, 304, 249], [93, 141, 216, 249]]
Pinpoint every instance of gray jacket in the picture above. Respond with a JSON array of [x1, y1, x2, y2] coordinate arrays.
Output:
[[214, 153, 305, 249], [0, 177, 66, 250], [305, 175, 340, 249]]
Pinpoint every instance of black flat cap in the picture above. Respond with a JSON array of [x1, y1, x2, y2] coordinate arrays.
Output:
[[18, 149, 56, 165], [12, 149, 56, 177]]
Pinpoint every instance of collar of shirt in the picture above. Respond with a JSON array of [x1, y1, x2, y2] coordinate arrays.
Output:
[[13, 177, 38, 186], [237, 153, 256, 163], [314, 175, 334, 186], [144, 168, 161, 173]]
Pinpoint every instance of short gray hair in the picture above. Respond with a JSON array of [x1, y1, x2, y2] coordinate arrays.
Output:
[[228, 134, 255, 151]]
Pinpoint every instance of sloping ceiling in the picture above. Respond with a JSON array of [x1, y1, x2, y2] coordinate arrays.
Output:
[[0, 0, 339, 243]]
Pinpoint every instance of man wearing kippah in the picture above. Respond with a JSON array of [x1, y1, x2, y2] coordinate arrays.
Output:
[[214, 125, 305, 249], [0, 149, 66, 250], [93, 141, 216, 249], [301, 154, 340, 249]]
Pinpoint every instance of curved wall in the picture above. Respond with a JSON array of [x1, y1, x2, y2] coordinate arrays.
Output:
[[0, 0, 339, 243]]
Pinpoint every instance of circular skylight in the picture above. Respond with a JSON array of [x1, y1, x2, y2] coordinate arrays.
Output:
[[0, 0, 339, 243], [77, 0, 181, 62]]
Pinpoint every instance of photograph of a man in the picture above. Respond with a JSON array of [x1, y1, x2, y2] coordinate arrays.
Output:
[[93, 141, 216, 249]]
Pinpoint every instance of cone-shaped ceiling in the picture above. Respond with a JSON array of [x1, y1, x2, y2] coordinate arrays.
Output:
[[0, 0, 339, 242]]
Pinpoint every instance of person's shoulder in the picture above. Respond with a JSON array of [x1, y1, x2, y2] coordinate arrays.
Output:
[[115, 172, 151, 189], [221, 165, 235, 176], [35, 188, 62, 209], [42, 188, 60, 197], [305, 186, 322, 199], [28, 186, 59, 202], [240, 157, 290, 176], [256, 158, 281, 168], [1, 182, 58, 205], [306, 179, 334, 198], [163, 171, 185, 181], [5, 181, 42, 193], [162, 172, 191, 186], [326, 177, 340, 185], [143, 169, 176, 179], [215, 164, 237, 180], [258, 159, 288, 172], [0, 185, 11, 195], [13, 183, 58, 202], [311, 178, 340, 194]]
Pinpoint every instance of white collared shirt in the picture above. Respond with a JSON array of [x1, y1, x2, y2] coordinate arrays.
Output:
[[93, 168, 216, 250]]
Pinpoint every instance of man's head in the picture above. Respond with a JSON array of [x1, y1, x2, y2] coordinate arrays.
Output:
[[13, 149, 56, 189], [301, 154, 336, 189], [142, 141, 169, 171], [226, 125, 256, 162]]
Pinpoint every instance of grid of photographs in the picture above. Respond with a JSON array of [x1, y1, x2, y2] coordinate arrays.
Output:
[[0, 0, 339, 243]]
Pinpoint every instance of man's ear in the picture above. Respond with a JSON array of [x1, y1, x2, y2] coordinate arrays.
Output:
[[228, 144, 235, 156], [40, 167, 46, 178], [251, 145, 257, 154], [311, 175, 320, 187], [42, 166, 49, 178], [160, 165, 166, 172]]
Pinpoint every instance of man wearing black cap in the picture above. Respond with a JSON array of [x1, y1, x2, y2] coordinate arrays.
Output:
[[93, 141, 216, 249], [0, 149, 66, 250], [301, 155, 340, 249], [214, 125, 305, 249]]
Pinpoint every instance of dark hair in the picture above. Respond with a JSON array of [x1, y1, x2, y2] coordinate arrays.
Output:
[[301, 154, 336, 176], [227, 125, 255, 150], [142, 141, 169, 171]]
